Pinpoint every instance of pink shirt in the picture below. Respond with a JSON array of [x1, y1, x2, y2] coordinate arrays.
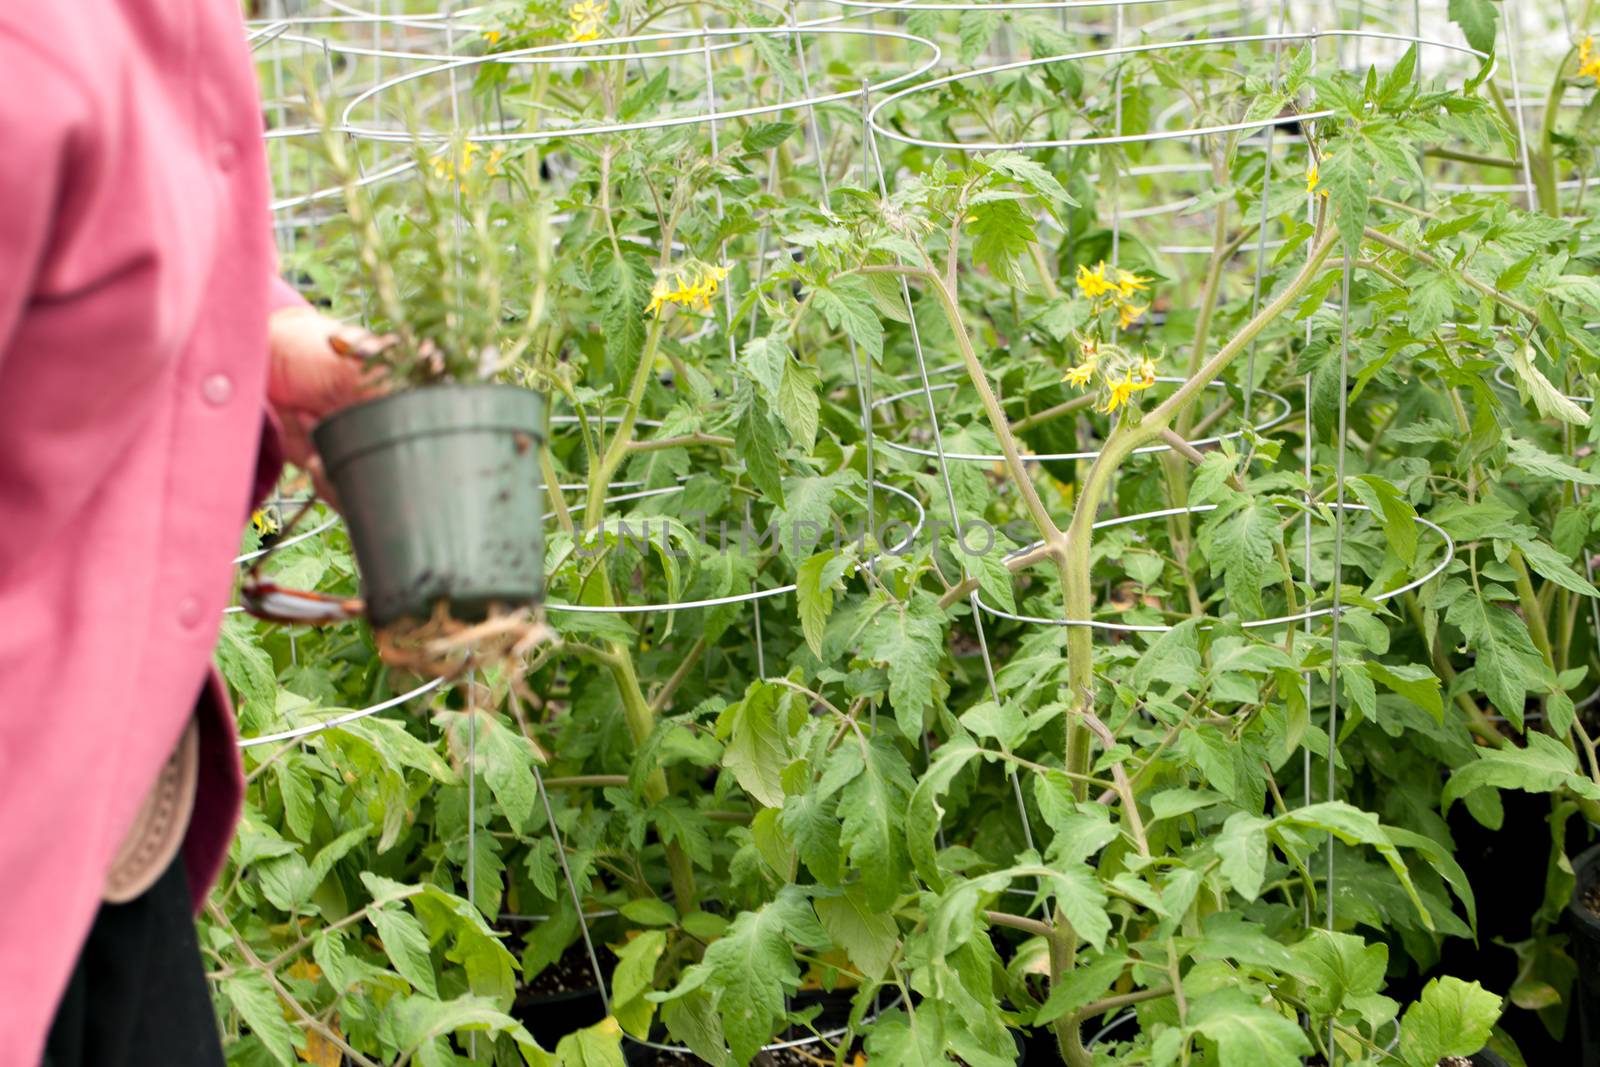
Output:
[[0, 2, 292, 1057]]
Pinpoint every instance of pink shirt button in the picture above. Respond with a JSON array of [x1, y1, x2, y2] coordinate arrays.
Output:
[[177, 597, 203, 629], [216, 140, 237, 172], [201, 373, 233, 407]]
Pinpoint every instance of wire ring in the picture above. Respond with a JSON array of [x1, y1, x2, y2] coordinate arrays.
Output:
[[236, 676, 448, 749], [338, 25, 941, 146], [545, 479, 926, 615], [870, 375, 1291, 464], [867, 29, 1489, 154], [977, 501, 1455, 633]]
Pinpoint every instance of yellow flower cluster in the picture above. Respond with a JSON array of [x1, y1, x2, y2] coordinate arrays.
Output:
[[1581, 36, 1600, 82], [1062, 339, 1159, 414], [1075, 261, 1150, 330], [250, 509, 280, 537], [646, 262, 731, 316], [567, 0, 606, 42], [430, 141, 506, 185]]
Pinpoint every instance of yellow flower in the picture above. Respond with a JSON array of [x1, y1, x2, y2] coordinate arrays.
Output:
[[1099, 370, 1154, 414], [1117, 300, 1147, 330], [1114, 268, 1151, 300], [431, 141, 480, 183], [1580, 35, 1600, 82], [1063, 357, 1098, 390], [251, 509, 279, 537], [1306, 160, 1319, 194], [567, 0, 606, 42], [1076, 262, 1117, 300], [646, 262, 731, 317], [483, 29, 502, 45], [1136, 357, 1157, 385]]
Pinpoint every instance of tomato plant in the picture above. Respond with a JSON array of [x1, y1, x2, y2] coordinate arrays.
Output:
[[215, 3, 1600, 1065]]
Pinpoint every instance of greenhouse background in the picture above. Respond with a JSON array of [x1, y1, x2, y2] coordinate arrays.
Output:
[[160, 0, 1600, 1063]]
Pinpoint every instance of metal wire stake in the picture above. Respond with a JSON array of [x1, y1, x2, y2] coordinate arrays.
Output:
[[534, 763, 613, 1016], [699, 30, 768, 676], [864, 99, 1035, 853], [789, 10, 874, 552], [1110, 1, 1125, 267], [1242, 0, 1293, 429], [1327, 261, 1352, 925], [1501, 3, 1538, 212]]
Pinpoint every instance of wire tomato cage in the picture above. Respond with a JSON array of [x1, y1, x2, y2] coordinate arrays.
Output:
[[845, 15, 1501, 981], [233, 2, 1600, 1058]]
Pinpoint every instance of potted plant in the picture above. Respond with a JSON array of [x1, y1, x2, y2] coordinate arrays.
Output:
[[299, 92, 553, 630]]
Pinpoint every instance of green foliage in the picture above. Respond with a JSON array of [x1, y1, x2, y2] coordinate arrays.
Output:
[[220, 14, 1600, 1067]]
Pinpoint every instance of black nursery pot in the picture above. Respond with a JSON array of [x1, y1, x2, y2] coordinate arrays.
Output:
[[311, 384, 546, 627], [1566, 843, 1600, 1066], [514, 982, 607, 1050]]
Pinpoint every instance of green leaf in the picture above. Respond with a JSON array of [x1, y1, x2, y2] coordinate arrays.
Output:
[[1204, 500, 1281, 618], [860, 592, 950, 736], [1505, 343, 1590, 426], [813, 276, 884, 364], [980, 150, 1075, 210], [1274, 802, 1433, 929], [1398, 976, 1502, 1067], [907, 737, 981, 890], [778, 358, 821, 450], [718, 681, 791, 808], [773, 473, 846, 566], [371, 903, 439, 998], [554, 1017, 628, 1067], [741, 121, 799, 153], [221, 972, 299, 1067], [385, 995, 550, 1064], [658, 887, 820, 1064], [1507, 436, 1600, 485], [1321, 147, 1372, 257], [1517, 538, 1600, 598], [612, 930, 667, 1037], [736, 396, 786, 507], [1191, 989, 1313, 1067], [1289, 929, 1390, 1018], [475, 711, 539, 832], [1216, 812, 1272, 901], [214, 617, 277, 719], [1407, 268, 1457, 336], [1447, 0, 1498, 53], [1366, 662, 1444, 721], [1445, 588, 1548, 724], [1444, 730, 1600, 806], [1033, 952, 1128, 1025], [968, 196, 1035, 287], [1047, 865, 1112, 952], [620, 898, 678, 927], [1349, 474, 1417, 565], [815, 886, 899, 980], [839, 740, 916, 911]]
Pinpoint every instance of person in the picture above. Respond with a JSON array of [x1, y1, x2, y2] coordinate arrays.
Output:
[[0, 3, 378, 1063]]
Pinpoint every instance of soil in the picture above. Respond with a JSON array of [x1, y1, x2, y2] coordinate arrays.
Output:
[[516, 940, 616, 1000], [1583, 880, 1600, 918], [626, 1045, 823, 1066]]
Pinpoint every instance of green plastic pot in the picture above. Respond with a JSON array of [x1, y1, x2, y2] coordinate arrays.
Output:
[[312, 384, 546, 627]]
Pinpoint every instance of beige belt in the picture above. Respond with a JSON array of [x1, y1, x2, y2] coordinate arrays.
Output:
[[103, 718, 200, 903]]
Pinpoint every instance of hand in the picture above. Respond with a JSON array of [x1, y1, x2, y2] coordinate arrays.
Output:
[[267, 305, 388, 504]]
